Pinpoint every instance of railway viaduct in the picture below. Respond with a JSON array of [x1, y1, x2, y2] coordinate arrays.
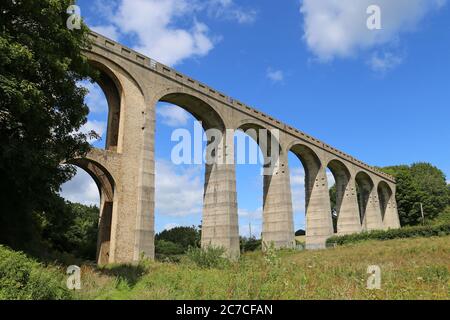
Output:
[[74, 31, 401, 265]]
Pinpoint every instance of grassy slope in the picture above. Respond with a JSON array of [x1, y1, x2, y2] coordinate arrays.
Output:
[[77, 236, 450, 300]]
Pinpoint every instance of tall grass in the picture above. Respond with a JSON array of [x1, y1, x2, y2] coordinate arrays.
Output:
[[76, 236, 450, 300]]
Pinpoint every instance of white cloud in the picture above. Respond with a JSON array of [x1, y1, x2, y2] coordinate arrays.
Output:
[[368, 51, 403, 73], [205, 0, 257, 24], [91, 0, 213, 66], [91, 25, 120, 41], [79, 81, 108, 114], [290, 167, 305, 214], [90, 0, 256, 66], [300, 0, 447, 66], [60, 169, 100, 206], [240, 223, 262, 238], [157, 104, 190, 127], [266, 68, 284, 83], [79, 120, 106, 143], [239, 207, 262, 219], [163, 223, 180, 230], [155, 160, 203, 216]]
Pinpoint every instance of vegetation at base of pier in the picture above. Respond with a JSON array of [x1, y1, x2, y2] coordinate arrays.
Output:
[[2, 235, 449, 300], [327, 221, 450, 246]]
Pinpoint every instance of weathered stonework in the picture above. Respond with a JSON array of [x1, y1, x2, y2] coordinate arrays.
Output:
[[73, 31, 401, 265]]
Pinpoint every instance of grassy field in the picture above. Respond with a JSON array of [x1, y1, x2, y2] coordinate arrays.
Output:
[[75, 236, 450, 300]]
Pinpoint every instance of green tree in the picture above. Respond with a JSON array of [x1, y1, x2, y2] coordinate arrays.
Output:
[[155, 226, 201, 250], [382, 163, 450, 226], [0, 0, 95, 249]]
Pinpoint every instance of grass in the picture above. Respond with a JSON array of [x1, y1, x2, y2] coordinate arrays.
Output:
[[74, 235, 450, 300]]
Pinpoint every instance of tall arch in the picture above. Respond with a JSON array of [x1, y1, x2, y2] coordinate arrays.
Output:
[[154, 90, 240, 258], [67, 158, 116, 265], [235, 121, 293, 249], [355, 171, 374, 228], [377, 181, 392, 222], [88, 60, 123, 151], [289, 143, 333, 248]]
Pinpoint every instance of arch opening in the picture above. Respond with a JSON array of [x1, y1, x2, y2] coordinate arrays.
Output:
[[327, 160, 350, 234], [154, 92, 227, 256], [355, 172, 374, 228], [62, 158, 116, 265], [289, 144, 323, 244], [82, 60, 123, 151], [377, 181, 393, 222]]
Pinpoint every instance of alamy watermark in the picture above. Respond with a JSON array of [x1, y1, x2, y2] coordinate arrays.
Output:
[[66, 265, 81, 290], [170, 121, 281, 175], [66, 5, 81, 30], [367, 5, 382, 30], [366, 265, 381, 290]]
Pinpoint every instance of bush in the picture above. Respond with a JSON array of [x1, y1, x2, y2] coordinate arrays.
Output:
[[240, 237, 261, 252], [186, 246, 229, 269], [326, 223, 450, 246], [0, 245, 71, 300]]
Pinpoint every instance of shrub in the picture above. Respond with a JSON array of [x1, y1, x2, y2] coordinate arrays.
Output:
[[0, 245, 71, 300], [186, 246, 229, 269], [240, 237, 261, 252], [326, 223, 450, 246]]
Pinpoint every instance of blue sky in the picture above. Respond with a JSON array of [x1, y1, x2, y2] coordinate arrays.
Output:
[[61, 0, 450, 237]]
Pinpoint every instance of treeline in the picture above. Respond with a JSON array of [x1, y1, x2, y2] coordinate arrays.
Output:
[[380, 163, 450, 226]]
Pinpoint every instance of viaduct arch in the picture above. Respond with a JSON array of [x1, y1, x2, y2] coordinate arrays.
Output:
[[76, 31, 401, 264]]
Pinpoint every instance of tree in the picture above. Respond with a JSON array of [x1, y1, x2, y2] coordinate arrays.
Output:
[[155, 226, 201, 250], [0, 1, 95, 248], [381, 163, 450, 226]]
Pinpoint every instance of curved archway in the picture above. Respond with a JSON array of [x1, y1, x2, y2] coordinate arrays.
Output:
[[86, 60, 123, 151], [327, 159, 351, 234], [153, 91, 240, 257], [66, 158, 116, 265], [234, 121, 286, 249], [377, 181, 393, 222], [355, 171, 374, 229], [289, 143, 333, 248]]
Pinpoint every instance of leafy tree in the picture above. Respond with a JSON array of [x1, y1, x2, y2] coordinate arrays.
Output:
[[33, 195, 99, 260], [382, 163, 450, 226], [0, 0, 95, 249], [155, 226, 201, 250]]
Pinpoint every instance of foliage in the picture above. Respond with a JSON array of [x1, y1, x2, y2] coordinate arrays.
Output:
[[185, 246, 229, 269], [295, 229, 305, 236], [326, 223, 450, 246], [0, 0, 95, 249], [240, 237, 261, 252], [34, 196, 99, 261], [0, 245, 71, 300], [155, 226, 200, 251], [381, 163, 450, 226], [77, 236, 450, 300], [428, 206, 450, 225]]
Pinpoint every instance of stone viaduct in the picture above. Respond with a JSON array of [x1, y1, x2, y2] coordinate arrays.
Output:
[[74, 31, 401, 265]]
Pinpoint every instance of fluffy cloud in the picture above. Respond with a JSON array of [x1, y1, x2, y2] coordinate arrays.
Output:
[[79, 81, 108, 114], [157, 103, 190, 127], [368, 51, 404, 73], [266, 68, 284, 83], [59, 169, 100, 206], [205, 0, 257, 24], [239, 207, 262, 219], [155, 160, 203, 216], [300, 0, 447, 67], [90, 0, 256, 66], [79, 120, 106, 143]]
